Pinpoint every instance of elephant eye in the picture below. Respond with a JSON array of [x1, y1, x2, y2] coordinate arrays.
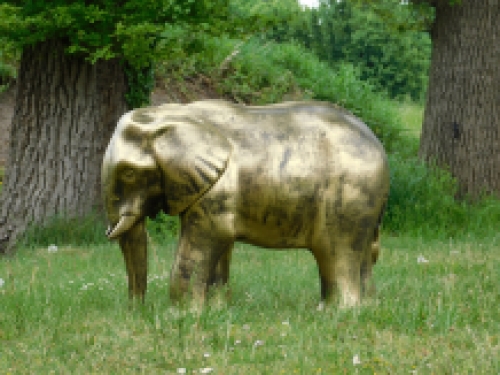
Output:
[[120, 168, 136, 183]]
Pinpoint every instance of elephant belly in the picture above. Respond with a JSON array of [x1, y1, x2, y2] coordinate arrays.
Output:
[[234, 190, 318, 249]]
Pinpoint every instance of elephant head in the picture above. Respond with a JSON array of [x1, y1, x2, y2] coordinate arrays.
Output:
[[102, 107, 232, 239]]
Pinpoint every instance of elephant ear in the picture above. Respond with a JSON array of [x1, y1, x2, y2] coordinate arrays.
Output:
[[151, 115, 232, 215]]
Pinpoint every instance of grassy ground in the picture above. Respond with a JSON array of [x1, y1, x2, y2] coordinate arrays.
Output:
[[1, 235, 498, 374], [397, 101, 424, 139]]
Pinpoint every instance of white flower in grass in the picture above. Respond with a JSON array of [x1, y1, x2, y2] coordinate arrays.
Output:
[[234, 339, 241, 345], [177, 368, 186, 374], [200, 368, 213, 374], [353, 354, 361, 366], [253, 340, 264, 347], [47, 244, 58, 253], [0, 278, 4, 288], [417, 255, 429, 264], [203, 353, 210, 358], [80, 283, 94, 290]]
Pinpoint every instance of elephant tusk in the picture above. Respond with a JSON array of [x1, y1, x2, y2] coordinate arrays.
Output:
[[107, 215, 138, 240]]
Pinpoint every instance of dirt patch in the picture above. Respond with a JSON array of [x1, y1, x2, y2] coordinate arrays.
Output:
[[0, 86, 15, 167], [151, 74, 224, 105]]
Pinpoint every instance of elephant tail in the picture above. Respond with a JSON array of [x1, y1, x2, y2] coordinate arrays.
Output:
[[371, 200, 387, 264]]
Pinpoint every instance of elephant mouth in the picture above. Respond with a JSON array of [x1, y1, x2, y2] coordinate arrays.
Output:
[[106, 214, 139, 239]]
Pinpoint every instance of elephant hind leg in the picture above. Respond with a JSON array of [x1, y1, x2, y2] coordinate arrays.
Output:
[[361, 226, 380, 297], [312, 236, 367, 307], [119, 220, 148, 302], [371, 226, 380, 264]]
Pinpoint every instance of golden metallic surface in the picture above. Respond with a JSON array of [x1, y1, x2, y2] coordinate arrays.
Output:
[[102, 100, 390, 307]]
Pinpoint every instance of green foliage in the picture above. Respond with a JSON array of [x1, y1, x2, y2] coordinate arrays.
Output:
[[325, 1, 431, 101], [385, 154, 500, 238], [18, 210, 181, 248], [173, 36, 403, 152], [147, 212, 179, 241], [235, 0, 432, 101], [0, 40, 17, 91], [124, 62, 155, 108], [0, 1, 235, 68], [0, 0, 264, 108], [19, 213, 108, 248]]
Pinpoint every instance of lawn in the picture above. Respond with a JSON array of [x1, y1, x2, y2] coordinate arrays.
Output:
[[1, 235, 498, 374], [397, 101, 424, 139]]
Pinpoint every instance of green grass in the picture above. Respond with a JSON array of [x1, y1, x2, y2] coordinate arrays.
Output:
[[1, 236, 498, 374], [397, 101, 424, 139]]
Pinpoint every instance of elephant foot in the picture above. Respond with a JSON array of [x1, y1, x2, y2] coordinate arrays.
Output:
[[207, 287, 230, 311], [208, 283, 232, 306], [314, 245, 362, 308], [169, 272, 209, 308], [361, 278, 377, 299], [126, 276, 147, 303], [320, 286, 361, 308]]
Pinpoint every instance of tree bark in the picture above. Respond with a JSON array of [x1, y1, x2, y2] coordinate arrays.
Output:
[[419, 1, 500, 199], [0, 39, 127, 254]]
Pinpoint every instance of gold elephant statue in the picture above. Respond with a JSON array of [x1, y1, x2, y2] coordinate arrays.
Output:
[[102, 100, 390, 307]]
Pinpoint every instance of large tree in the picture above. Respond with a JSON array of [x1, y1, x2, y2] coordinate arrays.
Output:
[[417, 0, 500, 199], [0, 1, 240, 254], [354, 0, 499, 198]]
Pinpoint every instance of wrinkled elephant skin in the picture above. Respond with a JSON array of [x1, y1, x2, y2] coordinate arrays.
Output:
[[101, 100, 390, 307]]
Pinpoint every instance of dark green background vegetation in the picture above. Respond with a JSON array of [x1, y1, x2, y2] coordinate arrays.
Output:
[[1, 0, 500, 246]]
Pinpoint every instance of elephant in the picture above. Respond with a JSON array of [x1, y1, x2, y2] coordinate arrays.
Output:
[[101, 100, 390, 307]]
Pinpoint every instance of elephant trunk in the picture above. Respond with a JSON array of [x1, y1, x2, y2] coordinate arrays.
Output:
[[107, 215, 139, 239]]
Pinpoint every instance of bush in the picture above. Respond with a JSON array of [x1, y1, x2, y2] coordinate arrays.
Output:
[[185, 37, 404, 153], [0, 41, 18, 91], [147, 212, 179, 241], [19, 213, 108, 248], [258, 0, 432, 102], [385, 155, 500, 239], [18, 210, 181, 248]]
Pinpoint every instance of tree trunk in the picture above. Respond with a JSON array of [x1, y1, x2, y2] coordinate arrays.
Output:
[[0, 39, 128, 254], [419, 1, 500, 199]]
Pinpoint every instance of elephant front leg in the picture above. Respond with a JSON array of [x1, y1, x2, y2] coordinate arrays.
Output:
[[210, 248, 233, 286], [169, 235, 211, 304], [169, 236, 233, 305], [118, 220, 148, 302]]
